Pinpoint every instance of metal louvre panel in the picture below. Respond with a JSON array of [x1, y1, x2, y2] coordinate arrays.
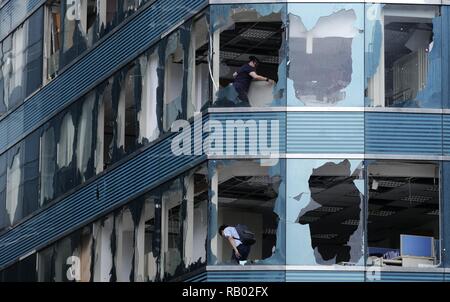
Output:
[[0, 129, 206, 270], [206, 271, 286, 282], [209, 112, 287, 154], [285, 271, 364, 282], [0, 0, 207, 156], [366, 112, 443, 155], [287, 112, 364, 154], [443, 115, 450, 154], [0, 0, 44, 42]]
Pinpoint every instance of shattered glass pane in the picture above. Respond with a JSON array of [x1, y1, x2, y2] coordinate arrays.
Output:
[[365, 4, 441, 108], [93, 214, 114, 282], [6, 147, 21, 225], [187, 16, 210, 118], [211, 160, 284, 265], [211, 4, 287, 108], [0, 153, 7, 230], [40, 125, 56, 206], [288, 4, 364, 107], [138, 49, 160, 145], [287, 159, 364, 266], [162, 177, 183, 279], [0, 7, 43, 114], [115, 208, 135, 282], [163, 31, 185, 132]]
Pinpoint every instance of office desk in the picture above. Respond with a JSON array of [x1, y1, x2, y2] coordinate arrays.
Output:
[[383, 256, 435, 267]]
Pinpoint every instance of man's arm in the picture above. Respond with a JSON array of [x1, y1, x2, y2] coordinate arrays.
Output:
[[249, 71, 275, 84], [226, 236, 241, 258]]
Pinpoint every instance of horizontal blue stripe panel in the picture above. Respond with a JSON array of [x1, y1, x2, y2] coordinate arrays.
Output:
[[442, 115, 450, 155], [366, 112, 442, 155], [206, 271, 286, 282], [287, 112, 364, 154], [286, 271, 364, 282], [0, 0, 207, 156], [0, 0, 44, 42], [209, 112, 286, 154], [0, 132, 206, 270], [378, 272, 445, 282], [184, 272, 208, 282]]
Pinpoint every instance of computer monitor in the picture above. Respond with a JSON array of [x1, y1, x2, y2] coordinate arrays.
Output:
[[400, 234, 434, 258]]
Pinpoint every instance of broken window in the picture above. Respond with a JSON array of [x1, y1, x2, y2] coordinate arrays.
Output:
[[0, 153, 6, 230], [161, 177, 183, 278], [211, 4, 286, 107], [365, 4, 441, 108], [134, 192, 160, 282], [123, 64, 139, 154], [287, 159, 364, 266], [76, 92, 96, 182], [367, 161, 440, 268], [187, 16, 210, 118], [5, 146, 22, 225], [138, 48, 161, 145], [161, 164, 208, 280], [163, 30, 186, 132], [59, 0, 97, 66], [97, 0, 118, 36], [44, 0, 62, 80], [22, 131, 40, 218], [101, 61, 142, 168], [45, 0, 155, 79], [1, 253, 37, 282], [37, 226, 93, 282], [288, 4, 364, 107], [0, 7, 43, 113], [210, 160, 283, 265], [55, 110, 77, 196], [101, 78, 115, 168], [114, 208, 135, 282], [40, 124, 57, 206], [92, 214, 114, 282]]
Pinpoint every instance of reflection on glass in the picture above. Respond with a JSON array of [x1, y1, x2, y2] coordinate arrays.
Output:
[[365, 4, 441, 108], [288, 4, 364, 107]]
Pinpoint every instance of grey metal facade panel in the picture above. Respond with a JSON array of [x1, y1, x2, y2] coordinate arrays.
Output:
[[206, 271, 286, 282], [286, 112, 364, 154], [443, 115, 450, 155], [377, 272, 445, 282], [0, 0, 44, 42], [0, 0, 208, 157], [0, 130, 206, 270], [209, 112, 287, 154], [285, 271, 365, 282], [365, 112, 443, 155]]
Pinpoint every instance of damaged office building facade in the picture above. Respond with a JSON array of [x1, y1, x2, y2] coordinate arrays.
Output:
[[1, 0, 450, 282]]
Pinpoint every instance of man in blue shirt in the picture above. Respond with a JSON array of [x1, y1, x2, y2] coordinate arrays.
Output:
[[233, 56, 275, 106]]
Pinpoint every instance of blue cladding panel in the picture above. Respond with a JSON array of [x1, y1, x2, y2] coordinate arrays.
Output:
[[366, 112, 442, 155], [206, 271, 286, 282], [0, 0, 44, 42], [0, 131, 206, 269], [443, 115, 450, 155], [378, 272, 444, 282], [286, 271, 364, 282], [201, 270, 446, 282], [209, 112, 286, 154], [287, 112, 364, 154], [0, 0, 207, 156]]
